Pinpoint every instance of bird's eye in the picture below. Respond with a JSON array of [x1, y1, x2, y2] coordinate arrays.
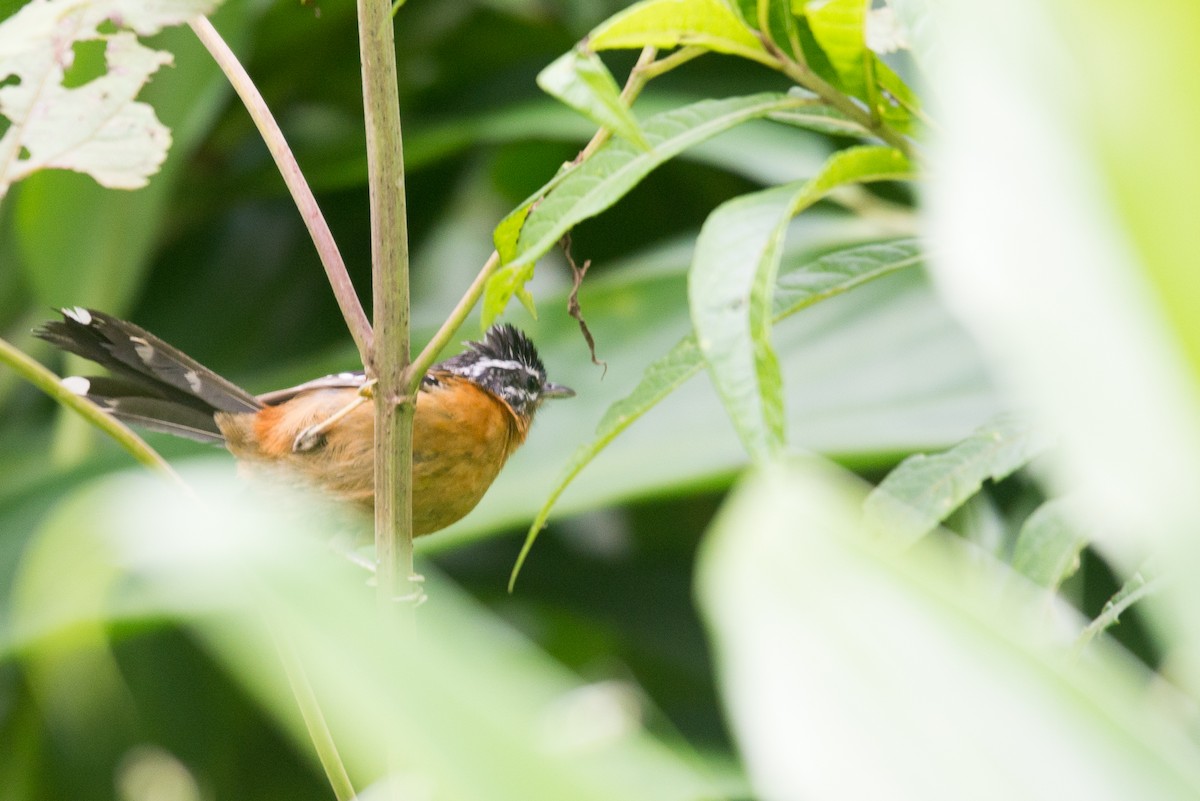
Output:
[[526, 374, 541, 393]]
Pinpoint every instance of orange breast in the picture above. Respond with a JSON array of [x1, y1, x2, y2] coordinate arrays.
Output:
[[216, 376, 525, 536]]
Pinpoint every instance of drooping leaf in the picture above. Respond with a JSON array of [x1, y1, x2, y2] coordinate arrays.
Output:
[[0, 0, 222, 199], [537, 49, 648, 150], [864, 413, 1049, 547], [1011, 498, 1090, 590], [484, 92, 807, 325], [690, 146, 913, 461], [587, 0, 775, 67], [698, 461, 1200, 801], [509, 237, 924, 586]]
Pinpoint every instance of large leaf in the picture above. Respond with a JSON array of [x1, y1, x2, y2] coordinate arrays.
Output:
[[587, 0, 774, 66], [6, 469, 722, 801], [689, 145, 912, 461], [698, 461, 1200, 801], [862, 413, 1048, 548], [923, 0, 1200, 689], [484, 92, 807, 325], [0, 0, 222, 199], [508, 237, 927, 583]]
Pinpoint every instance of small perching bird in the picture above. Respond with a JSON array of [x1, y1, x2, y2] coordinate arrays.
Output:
[[36, 308, 574, 536]]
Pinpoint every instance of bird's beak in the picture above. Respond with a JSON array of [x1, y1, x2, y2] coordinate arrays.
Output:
[[541, 381, 575, 399]]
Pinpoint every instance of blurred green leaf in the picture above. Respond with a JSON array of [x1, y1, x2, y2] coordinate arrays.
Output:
[[698, 461, 1200, 801], [588, 0, 774, 66], [690, 145, 912, 462], [537, 50, 648, 150], [7, 468, 723, 801], [1011, 498, 1089, 590], [863, 413, 1048, 548], [923, 0, 1200, 684]]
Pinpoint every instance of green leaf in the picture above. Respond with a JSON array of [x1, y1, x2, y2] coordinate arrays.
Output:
[[485, 92, 806, 321], [1011, 498, 1089, 589], [804, 0, 871, 98], [7, 470, 723, 801], [537, 50, 649, 150], [509, 237, 925, 586], [587, 0, 775, 67], [690, 146, 914, 461], [863, 413, 1049, 548], [698, 461, 1200, 801]]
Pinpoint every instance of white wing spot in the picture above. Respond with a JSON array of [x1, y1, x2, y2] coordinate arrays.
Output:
[[184, 369, 203, 393], [63, 307, 92, 325], [62, 376, 90, 395], [129, 335, 155, 363]]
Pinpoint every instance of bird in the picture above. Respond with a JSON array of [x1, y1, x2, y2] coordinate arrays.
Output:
[[35, 307, 574, 536]]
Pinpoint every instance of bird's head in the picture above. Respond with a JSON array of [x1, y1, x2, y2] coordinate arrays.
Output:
[[439, 324, 574, 418]]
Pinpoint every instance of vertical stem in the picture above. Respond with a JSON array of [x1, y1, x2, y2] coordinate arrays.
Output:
[[357, 0, 413, 593], [358, 0, 413, 787]]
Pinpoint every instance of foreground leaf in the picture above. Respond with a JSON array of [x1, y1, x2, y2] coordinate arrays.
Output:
[[7, 469, 721, 801], [698, 461, 1200, 801]]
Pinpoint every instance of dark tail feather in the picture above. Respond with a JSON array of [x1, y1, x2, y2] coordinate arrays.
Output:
[[35, 308, 261, 443]]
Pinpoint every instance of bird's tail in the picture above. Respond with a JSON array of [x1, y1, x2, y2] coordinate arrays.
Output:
[[35, 307, 261, 443]]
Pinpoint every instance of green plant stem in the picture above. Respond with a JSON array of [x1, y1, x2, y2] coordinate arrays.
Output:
[[763, 39, 915, 160], [0, 336, 181, 482], [189, 16, 374, 366], [358, 0, 414, 604], [276, 634, 356, 801]]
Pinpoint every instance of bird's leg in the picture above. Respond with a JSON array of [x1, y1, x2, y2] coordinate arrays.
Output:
[[292, 379, 378, 452]]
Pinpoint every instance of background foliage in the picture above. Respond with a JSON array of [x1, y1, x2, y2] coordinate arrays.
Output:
[[2, 0, 1199, 800]]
